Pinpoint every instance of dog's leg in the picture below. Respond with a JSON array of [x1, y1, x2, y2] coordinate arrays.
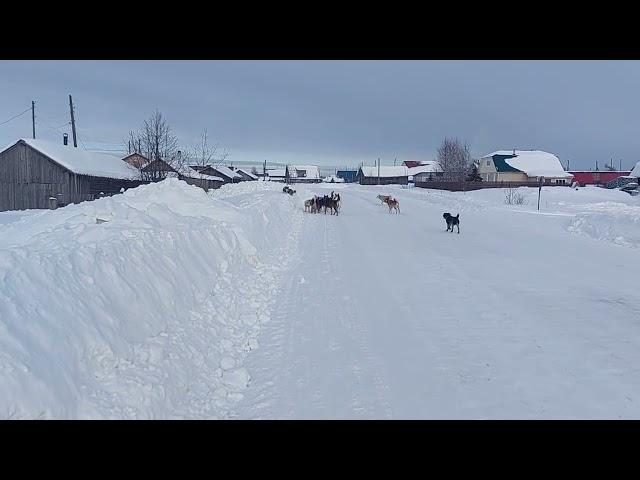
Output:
[[457, 224, 460, 234]]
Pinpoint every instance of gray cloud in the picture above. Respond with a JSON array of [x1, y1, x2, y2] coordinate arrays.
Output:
[[1, 60, 639, 169]]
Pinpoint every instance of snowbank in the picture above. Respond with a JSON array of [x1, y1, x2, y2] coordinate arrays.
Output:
[[568, 202, 640, 249], [0, 179, 302, 418]]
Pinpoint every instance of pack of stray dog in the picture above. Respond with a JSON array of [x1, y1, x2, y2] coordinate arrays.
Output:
[[282, 186, 296, 195], [304, 191, 340, 215]]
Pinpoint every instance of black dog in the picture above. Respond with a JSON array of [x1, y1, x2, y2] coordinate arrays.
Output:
[[443, 213, 460, 233]]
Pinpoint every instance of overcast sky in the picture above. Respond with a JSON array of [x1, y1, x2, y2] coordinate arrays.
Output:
[[1, 60, 639, 170]]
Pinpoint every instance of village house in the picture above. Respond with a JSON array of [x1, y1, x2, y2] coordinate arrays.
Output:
[[177, 165, 224, 191], [0, 138, 146, 211], [357, 166, 409, 185], [266, 165, 322, 183], [479, 150, 574, 185], [407, 162, 443, 183], [191, 165, 242, 184]]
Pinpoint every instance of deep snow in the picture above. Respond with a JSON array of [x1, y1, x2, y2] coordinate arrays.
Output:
[[0, 179, 307, 418], [1, 180, 640, 419]]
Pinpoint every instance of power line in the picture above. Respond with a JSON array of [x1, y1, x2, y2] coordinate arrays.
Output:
[[84, 147, 126, 152], [0, 107, 32, 127]]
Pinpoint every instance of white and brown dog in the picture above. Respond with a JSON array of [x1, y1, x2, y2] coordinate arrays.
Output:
[[386, 197, 400, 214]]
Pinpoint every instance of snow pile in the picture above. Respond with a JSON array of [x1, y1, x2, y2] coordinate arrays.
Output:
[[323, 175, 345, 183], [0, 178, 302, 418], [568, 202, 640, 249]]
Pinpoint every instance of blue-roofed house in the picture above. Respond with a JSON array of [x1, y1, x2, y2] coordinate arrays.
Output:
[[479, 150, 573, 184]]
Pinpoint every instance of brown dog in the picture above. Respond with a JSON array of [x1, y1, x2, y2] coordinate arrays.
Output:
[[385, 198, 400, 214]]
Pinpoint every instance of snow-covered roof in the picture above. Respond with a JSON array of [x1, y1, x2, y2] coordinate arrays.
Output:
[[483, 150, 573, 179], [266, 165, 321, 179], [408, 162, 442, 175], [3, 138, 137, 180], [213, 165, 241, 179], [178, 166, 224, 182], [236, 168, 258, 180], [631, 161, 640, 177], [359, 166, 409, 178]]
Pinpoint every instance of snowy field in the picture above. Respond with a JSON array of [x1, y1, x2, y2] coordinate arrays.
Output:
[[1, 180, 639, 419]]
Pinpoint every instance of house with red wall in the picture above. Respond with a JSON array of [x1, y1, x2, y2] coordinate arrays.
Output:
[[569, 171, 630, 186]]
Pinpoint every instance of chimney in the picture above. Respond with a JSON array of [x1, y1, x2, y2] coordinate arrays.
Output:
[[63, 133, 68, 146], [513, 148, 516, 155]]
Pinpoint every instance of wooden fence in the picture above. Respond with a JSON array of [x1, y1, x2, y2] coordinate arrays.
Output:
[[414, 180, 569, 192]]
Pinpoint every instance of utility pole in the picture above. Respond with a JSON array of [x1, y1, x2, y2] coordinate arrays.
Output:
[[31, 101, 36, 139], [263, 160, 266, 180], [620, 159, 623, 171], [377, 157, 380, 185], [69, 95, 77, 147]]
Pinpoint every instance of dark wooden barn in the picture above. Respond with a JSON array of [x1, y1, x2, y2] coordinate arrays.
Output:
[[357, 166, 409, 185], [0, 138, 146, 212]]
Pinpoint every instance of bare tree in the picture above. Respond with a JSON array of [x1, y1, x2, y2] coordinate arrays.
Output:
[[124, 110, 184, 181], [437, 137, 471, 182], [251, 166, 259, 176], [188, 129, 229, 179]]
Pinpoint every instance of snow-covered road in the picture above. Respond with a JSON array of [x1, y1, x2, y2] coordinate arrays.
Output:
[[237, 184, 640, 419], [2, 180, 640, 419]]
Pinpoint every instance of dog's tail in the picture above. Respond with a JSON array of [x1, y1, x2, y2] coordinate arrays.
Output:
[[456, 213, 459, 219]]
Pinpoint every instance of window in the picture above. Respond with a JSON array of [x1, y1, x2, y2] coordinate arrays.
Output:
[[486, 160, 491, 166]]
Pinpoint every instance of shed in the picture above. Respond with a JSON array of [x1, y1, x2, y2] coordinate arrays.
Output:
[[0, 138, 145, 211]]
